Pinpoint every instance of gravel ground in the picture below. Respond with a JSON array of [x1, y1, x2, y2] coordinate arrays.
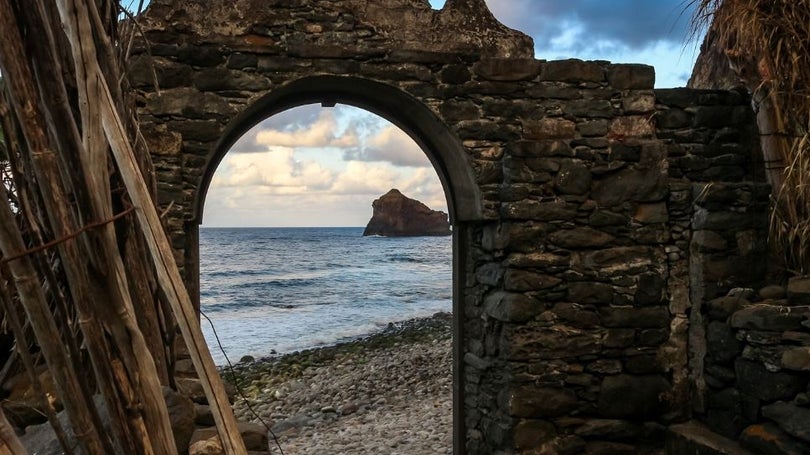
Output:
[[220, 313, 453, 455]]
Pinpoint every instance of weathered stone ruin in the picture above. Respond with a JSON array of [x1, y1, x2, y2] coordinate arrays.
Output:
[[130, 0, 808, 452]]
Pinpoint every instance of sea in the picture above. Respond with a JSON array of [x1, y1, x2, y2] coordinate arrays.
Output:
[[199, 227, 452, 365]]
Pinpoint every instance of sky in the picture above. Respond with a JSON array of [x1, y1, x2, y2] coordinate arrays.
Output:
[[202, 0, 703, 227]]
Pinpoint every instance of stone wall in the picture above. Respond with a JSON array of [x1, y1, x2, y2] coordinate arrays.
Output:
[[130, 0, 775, 452], [699, 285, 810, 453]]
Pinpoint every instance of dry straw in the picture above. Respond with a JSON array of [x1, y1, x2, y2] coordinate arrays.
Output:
[[690, 0, 810, 275]]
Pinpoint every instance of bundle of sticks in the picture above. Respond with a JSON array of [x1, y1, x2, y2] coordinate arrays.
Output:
[[0, 1, 246, 453]]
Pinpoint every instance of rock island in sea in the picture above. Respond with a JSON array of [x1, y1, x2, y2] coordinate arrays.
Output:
[[363, 189, 451, 237]]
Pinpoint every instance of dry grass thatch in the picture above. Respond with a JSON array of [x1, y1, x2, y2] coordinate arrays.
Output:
[[690, 0, 810, 275]]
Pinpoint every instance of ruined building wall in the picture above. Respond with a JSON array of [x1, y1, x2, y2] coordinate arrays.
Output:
[[131, 0, 774, 452]]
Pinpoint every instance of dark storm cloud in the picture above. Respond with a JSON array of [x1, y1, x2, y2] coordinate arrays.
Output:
[[488, 0, 696, 53]]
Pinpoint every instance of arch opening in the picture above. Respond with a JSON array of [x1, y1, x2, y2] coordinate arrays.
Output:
[[195, 75, 482, 226], [195, 83, 470, 452]]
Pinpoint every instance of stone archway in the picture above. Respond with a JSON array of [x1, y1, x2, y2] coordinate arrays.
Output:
[[197, 75, 482, 224], [191, 74, 479, 451], [131, 0, 768, 453]]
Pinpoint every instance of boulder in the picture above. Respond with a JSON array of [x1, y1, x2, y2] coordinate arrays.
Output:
[[362, 189, 450, 237], [191, 422, 268, 451]]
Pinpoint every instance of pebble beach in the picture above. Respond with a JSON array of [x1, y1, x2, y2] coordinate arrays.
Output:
[[221, 313, 454, 455]]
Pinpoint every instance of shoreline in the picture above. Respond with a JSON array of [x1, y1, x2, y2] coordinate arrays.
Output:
[[220, 312, 453, 454]]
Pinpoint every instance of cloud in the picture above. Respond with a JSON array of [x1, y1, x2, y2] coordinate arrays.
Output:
[[331, 162, 403, 195], [342, 124, 431, 167], [209, 106, 447, 226], [212, 148, 335, 193], [228, 106, 359, 153], [255, 110, 359, 148], [486, 0, 695, 54]]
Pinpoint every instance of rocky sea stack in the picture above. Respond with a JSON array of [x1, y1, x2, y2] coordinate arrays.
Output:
[[363, 189, 451, 237]]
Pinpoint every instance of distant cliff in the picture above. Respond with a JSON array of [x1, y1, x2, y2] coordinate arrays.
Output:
[[363, 189, 451, 237]]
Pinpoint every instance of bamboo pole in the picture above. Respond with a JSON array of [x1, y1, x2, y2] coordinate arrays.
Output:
[[0, 186, 106, 455], [0, 3, 110, 454], [53, 1, 248, 453], [0, 408, 26, 455]]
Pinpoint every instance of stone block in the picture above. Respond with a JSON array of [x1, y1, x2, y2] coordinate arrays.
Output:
[[607, 64, 655, 90], [759, 285, 787, 301], [705, 364, 737, 386], [562, 99, 615, 118], [692, 230, 729, 253], [440, 100, 480, 121], [586, 359, 623, 374], [705, 296, 748, 321], [484, 292, 541, 323], [549, 227, 615, 249], [178, 45, 224, 67], [509, 140, 575, 158], [142, 123, 183, 156], [506, 324, 602, 360], [624, 354, 665, 374], [473, 58, 542, 81], [584, 441, 637, 454], [655, 108, 692, 129], [226, 52, 258, 69], [574, 419, 649, 440], [193, 68, 272, 91], [506, 252, 571, 269], [513, 419, 557, 450], [597, 374, 670, 419], [592, 165, 667, 207], [610, 116, 655, 138], [503, 156, 555, 183], [128, 55, 193, 88], [622, 93, 656, 114], [600, 306, 670, 328], [523, 117, 577, 140], [638, 328, 669, 346], [706, 321, 742, 364], [578, 119, 610, 137], [761, 401, 810, 444], [635, 273, 666, 305], [781, 347, 810, 371], [735, 359, 807, 402], [440, 64, 472, 84], [633, 202, 668, 224], [509, 385, 578, 418], [167, 120, 223, 142], [730, 304, 810, 331], [581, 246, 666, 277], [787, 275, 810, 304], [603, 329, 635, 348], [555, 160, 592, 195], [504, 269, 562, 291], [740, 423, 809, 455], [144, 87, 236, 119], [501, 200, 579, 221], [666, 421, 756, 455], [567, 282, 615, 305], [476, 263, 503, 286], [551, 303, 600, 328], [541, 59, 605, 83], [589, 210, 629, 227]]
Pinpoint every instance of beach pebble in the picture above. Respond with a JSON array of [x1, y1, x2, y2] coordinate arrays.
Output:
[[226, 315, 453, 455]]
